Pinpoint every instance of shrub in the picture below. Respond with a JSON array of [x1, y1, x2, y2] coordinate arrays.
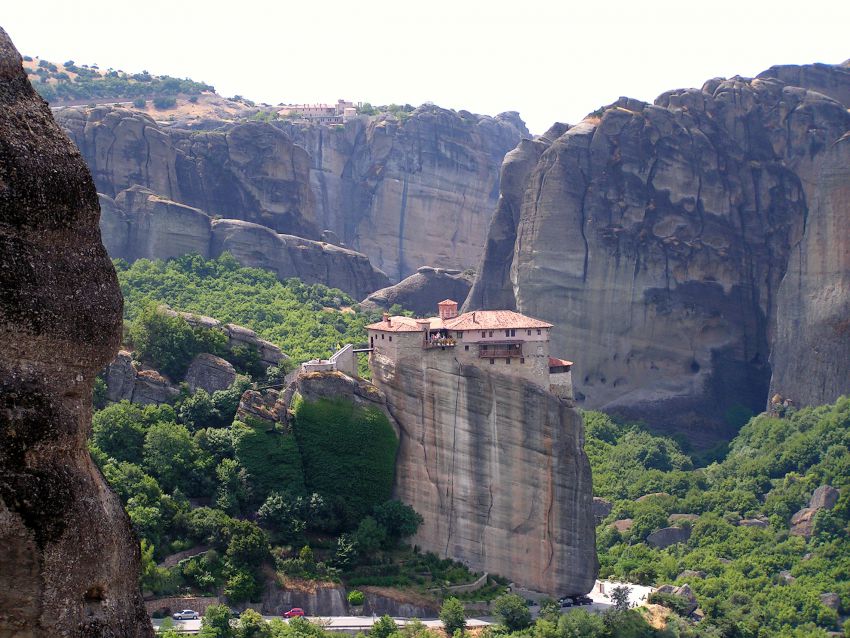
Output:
[[373, 500, 423, 542], [133, 97, 146, 108], [347, 590, 365, 606], [439, 597, 466, 635], [492, 594, 531, 632], [129, 303, 227, 380], [153, 96, 177, 110]]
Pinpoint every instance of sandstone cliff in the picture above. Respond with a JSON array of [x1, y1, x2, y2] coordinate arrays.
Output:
[[98, 185, 390, 299], [0, 28, 152, 637], [57, 105, 525, 285], [370, 352, 597, 596], [467, 63, 850, 440]]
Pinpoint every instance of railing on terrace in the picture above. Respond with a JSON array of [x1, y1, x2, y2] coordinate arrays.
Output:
[[478, 343, 523, 358], [423, 338, 456, 349]]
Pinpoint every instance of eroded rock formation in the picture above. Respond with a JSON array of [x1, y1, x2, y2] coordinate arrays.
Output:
[[467, 63, 850, 440], [370, 352, 597, 595], [360, 266, 474, 315], [0, 28, 152, 637], [57, 105, 525, 285], [98, 186, 390, 299]]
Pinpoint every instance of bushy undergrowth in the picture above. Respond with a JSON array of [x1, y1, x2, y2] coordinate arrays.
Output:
[[588, 397, 850, 636]]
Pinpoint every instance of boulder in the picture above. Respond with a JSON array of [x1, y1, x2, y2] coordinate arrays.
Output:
[[132, 369, 179, 405], [592, 497, 613, 522], [791, 485, 840, 537], [738, 518, 769, 528], [809, 486, 840, 510], [0, 27, 153, 635], [185, 353, 237, 394], [636, 492, 671, 502], [819, 592, 841, 612], [236, 389, 287, 427], [360, 266, 474, 315], [647, 526, 692, 549], [778, 570, 795, 584], [655, 584, 699, 616], [612, 519, 634, 533]]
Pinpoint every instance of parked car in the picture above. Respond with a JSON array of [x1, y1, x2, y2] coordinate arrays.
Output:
[[559, 598, 574, 608], [172, 609, 199, 620], [283, 608, 305, 618], [576, 595, 593, 606]]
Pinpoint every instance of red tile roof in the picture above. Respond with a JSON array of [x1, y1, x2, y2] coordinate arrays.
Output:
[[367, 310, 553, 332], [549, 356, 573, 367], [365, 316, 428, 332], [445, 310, 553, 331], [438, 299, 458, 306]]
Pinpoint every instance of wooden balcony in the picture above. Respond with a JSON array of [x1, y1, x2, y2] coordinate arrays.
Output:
[[478, 342, 523, 358]]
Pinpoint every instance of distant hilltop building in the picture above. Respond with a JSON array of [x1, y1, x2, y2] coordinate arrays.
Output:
[[366, 299, 573, 399], [278, 99, 356, 124]]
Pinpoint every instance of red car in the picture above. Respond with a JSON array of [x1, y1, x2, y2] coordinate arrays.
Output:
[[283, 608, 305, 618]]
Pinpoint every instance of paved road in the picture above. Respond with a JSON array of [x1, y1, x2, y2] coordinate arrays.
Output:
[[153, 615, 493, 634]]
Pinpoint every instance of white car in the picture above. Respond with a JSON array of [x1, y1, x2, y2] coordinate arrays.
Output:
[[172, 609, 199, 620]]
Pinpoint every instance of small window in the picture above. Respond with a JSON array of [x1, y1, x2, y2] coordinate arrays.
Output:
[[481, 331, 486, 338], [389, 336, 392, 342], [482, 344, 488, 351], [520, 357, 525, 364], [464, 345, 469, 351], [506, 358, 511, 365], [505, 330, 510, 337], [490, 358, 495, 365], [527, 330, 531, 336], [537, 329, 542, 335], [382, 334, 385, 340], [489, 331, 493, 337], [511, 329, 516, 337], [457, 332, 463, 340]]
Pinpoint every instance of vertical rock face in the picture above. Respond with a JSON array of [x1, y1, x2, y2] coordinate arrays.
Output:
[[58, 105, 525, 285], [769, 133, 850, 406], [468, 64, 850, 441], [0, 28, 152, 637], [371, 353, 597, 595], [286, 108, 527, 280]]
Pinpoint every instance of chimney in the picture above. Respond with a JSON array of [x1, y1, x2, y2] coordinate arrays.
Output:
[[382, 312, 391, 327]]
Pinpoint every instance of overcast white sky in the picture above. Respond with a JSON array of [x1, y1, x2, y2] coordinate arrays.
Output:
[[4, 0, 849, 134]]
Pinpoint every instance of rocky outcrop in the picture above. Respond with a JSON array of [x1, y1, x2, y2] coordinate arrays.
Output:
[[646, 526, 691, 548], [103, 352, 180, 406], [360, 266, 474, 315], [592, 497, 613, 523], [467, 62, 850, 441], [655, 584, 699, 616], [0, 28, 153, 637], [790, 485, 840, 537], [99, 188, 390, 299], [260, 581, 348, 616], [369, 351, 597, 596], [161, 308, 286, 368], [185, 353, 236, 394], [58, 105, 525, 284]]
